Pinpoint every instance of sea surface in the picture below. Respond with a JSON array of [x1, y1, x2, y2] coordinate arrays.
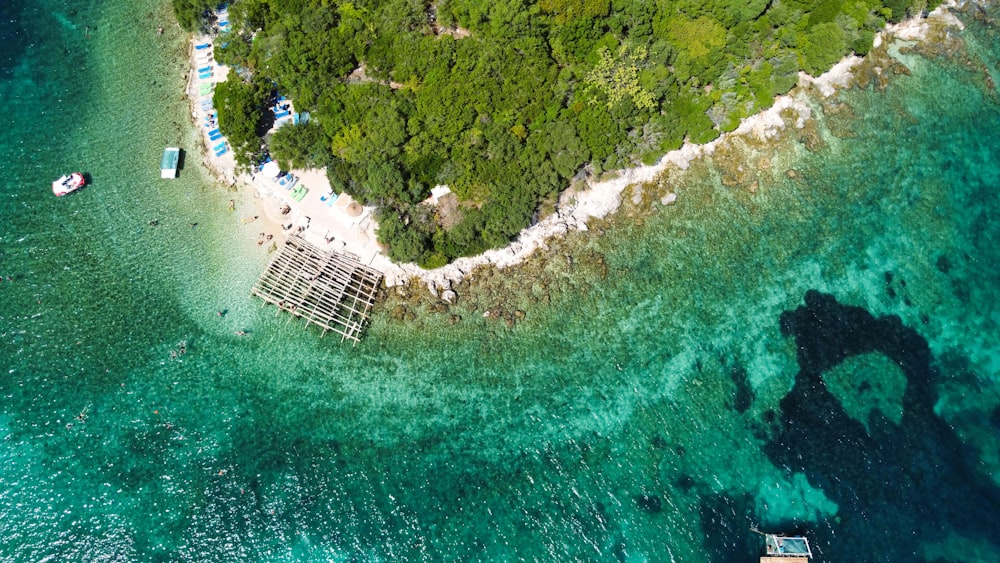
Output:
[[2, 1, 1000, 561]]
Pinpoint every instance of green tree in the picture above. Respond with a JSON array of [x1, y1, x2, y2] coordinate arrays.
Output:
[[214, 69, 268, 167], [586, 45, 657, 111], [268, 121, 331, 170], [801, 22, 847, 75], [171, 0, 215, 32]]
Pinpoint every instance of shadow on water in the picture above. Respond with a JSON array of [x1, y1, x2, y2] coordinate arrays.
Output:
[[762, 290, 1000, 561]]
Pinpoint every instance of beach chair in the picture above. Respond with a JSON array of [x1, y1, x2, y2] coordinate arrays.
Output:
[[273, 111, 290, 120], [215, 147, 228, 157], [209, 132, 223, 141], [199, 72, 212, 80], [195, 42, 211, 50], [325, 193, 339, 207], [197, 66, 212, 73], [214, 141, 227, 152]]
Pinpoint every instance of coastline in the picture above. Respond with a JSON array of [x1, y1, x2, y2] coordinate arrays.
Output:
[[187, 2, 961, 291]]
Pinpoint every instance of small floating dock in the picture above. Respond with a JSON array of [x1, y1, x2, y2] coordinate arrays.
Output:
[[161, 147, 180, 178], [760, 532, 812, 562], [251, 235, 382, 344]]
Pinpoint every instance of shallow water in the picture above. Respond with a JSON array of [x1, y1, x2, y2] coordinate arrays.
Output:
[[1, 1, 999, 561]]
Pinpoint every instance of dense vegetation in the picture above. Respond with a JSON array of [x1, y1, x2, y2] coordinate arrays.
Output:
[[176, 0, 936, 266]]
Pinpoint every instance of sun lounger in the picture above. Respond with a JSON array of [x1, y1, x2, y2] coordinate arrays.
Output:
[[197, 66, 212, 73], [291, 186, 308, 202], [215, 147, 228, 157], [214, 141, 226, 151], [199, 72, 212, 80], [200, 100, 214, 111], [325, 193, 339, 206], [279, 175, 297, 190], [199, 84, 213, 95], [207, 128, 220, 136], [273, 111, 290, 119], [195, 42, 211, 50], [209, 132, 223, 142]]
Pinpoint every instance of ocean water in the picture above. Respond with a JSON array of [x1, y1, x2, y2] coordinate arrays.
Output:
[[2, 0, 1000, 561]]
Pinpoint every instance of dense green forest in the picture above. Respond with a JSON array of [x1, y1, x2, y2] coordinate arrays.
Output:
[[174, 0, 935, 267]]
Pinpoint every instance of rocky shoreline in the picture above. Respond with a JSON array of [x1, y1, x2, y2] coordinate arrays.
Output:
[[378, 1, 965, 296]]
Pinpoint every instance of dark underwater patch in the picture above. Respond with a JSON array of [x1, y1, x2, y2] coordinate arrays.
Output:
[[0, 3, 27, 78], [766, 290, 1000, 561], [730, 363, 754, 414]]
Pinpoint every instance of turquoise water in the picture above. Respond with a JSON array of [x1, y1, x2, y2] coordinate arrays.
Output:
[[2, 1, 1000, 561]]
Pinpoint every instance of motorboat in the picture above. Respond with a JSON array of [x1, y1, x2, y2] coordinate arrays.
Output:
[[161, 147, 180, 178], [52, 172, 86, 196]]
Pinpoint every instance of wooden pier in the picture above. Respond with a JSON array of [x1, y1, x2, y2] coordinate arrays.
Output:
[[251, 235, 382, 344]]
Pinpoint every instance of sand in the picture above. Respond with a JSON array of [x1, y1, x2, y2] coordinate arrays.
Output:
[[187, 1, 961, 290]]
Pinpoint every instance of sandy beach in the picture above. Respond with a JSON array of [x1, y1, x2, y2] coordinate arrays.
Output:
[[187, 1, 960, 290]]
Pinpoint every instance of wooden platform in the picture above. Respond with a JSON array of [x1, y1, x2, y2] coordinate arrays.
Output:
[[251, 235, 382, 344], [761, 557, 809, 562]]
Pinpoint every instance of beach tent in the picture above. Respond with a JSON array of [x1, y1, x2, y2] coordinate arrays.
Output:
[[261, 161, 281, 178]]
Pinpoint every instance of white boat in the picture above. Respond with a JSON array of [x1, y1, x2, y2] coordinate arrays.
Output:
[[161, 147, 180, 178], [52, 172, 86, 196]]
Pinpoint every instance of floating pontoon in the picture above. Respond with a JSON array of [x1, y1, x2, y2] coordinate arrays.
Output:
[[761, 533, 812, 562]]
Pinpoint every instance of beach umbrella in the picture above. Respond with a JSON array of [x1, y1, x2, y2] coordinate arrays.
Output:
[[261, 160, 281, 178]]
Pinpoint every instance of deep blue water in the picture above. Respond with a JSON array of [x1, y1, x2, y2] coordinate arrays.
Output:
[[1, 1, 999, 561]]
